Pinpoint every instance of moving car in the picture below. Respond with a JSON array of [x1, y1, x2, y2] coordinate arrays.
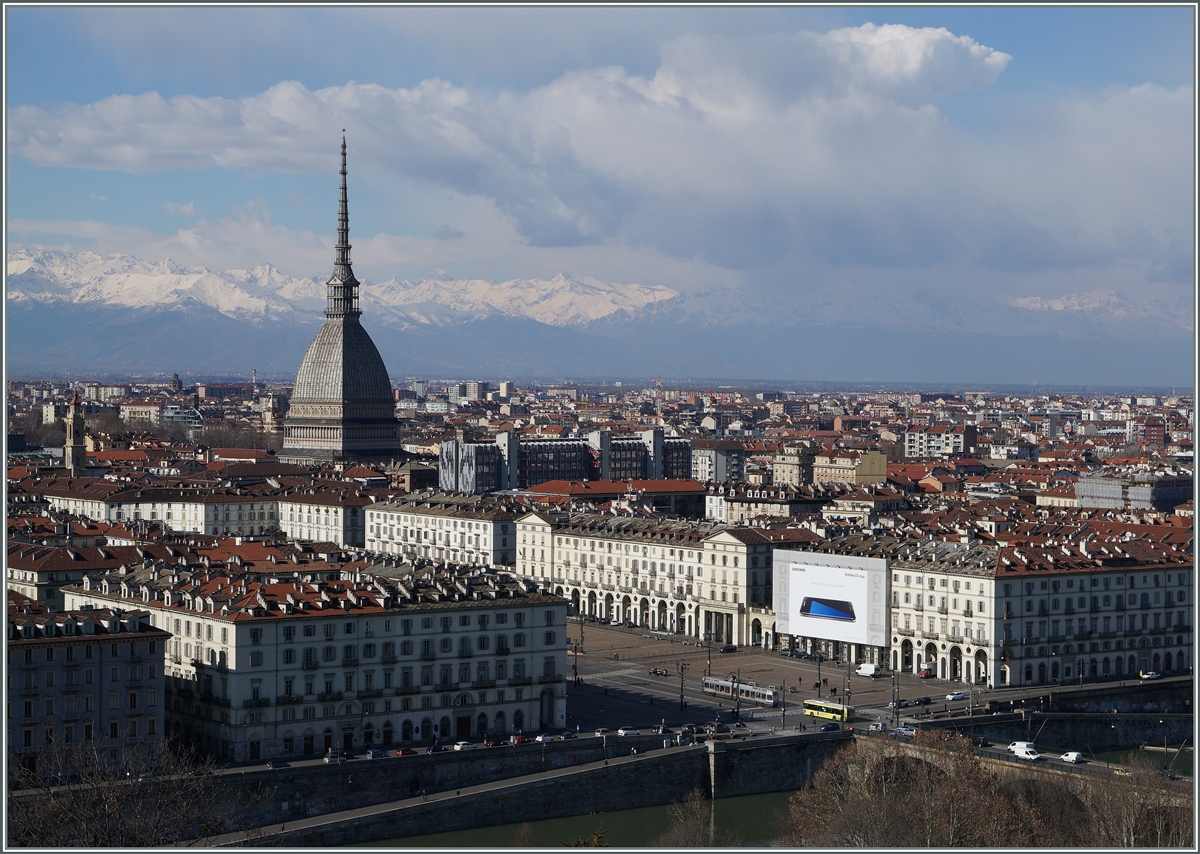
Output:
[[365, 749, 387, 759], [1006, 741, 1036, 754], [534, 733, 555, 743], [395, 747, 417, 757], [652, 724, 675, 735], [888, 699, 909, 709], [594, 728, 613, 737], [894, 726, 916, 737], [137, 773, 157, 782], [973, 737, 990, 748], [323, 751, 346, 764], [681, 723, 702, 734], [719, 644, 737, 653], [1060, 752, 1085, 764], [1140, 671, 1161, 680], [426, 745, 448, 754], [1013, 746, 1042, 761], [946, 691, 965, 701], [617, 726, 641, 736], [914, 696, 931, 706], [818, 722, 841, 732], [510, 735, 530, 745], [560, 732, 577, 740], [453, 741, 476, 751], [869, 722, 889, 733]]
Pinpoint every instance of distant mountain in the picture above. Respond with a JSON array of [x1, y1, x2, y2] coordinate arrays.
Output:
[[5, 249, 1191, 386]]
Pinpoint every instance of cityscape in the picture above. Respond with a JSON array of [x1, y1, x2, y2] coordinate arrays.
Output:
[[5, 5, 1195, 850]]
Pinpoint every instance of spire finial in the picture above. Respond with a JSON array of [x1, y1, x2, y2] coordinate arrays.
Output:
[[326, 134, 360, 319]]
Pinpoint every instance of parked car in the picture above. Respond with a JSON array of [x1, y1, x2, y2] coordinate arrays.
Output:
[[617, 726, 641, 736], [818, 722, 841, 732], [946, 691, 965, 701], [681, 723, 702, 734], [510, 735, 530, 745], [365, 749, 387, 759], [453, 741, 476, 751], [427, 745, 448, 754], [323, 751, 346, 764], [594, 728, 613, 737], [719, 644, 737, 653], [706, 722, 731, 734], [534, 733, 555, 743], [395, 747, 417, 757], [869, 722, 889, 733], [1140, 671, 1161, 680], [560, 732, 577, 740], [1060, 752, 1085, 764], [917, 669, 934, 679], [894, 726, 917, 737], [483, 739, 502, 747]]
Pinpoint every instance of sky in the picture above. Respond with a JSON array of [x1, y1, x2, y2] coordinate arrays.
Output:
[[4, 6, 1196, 384]]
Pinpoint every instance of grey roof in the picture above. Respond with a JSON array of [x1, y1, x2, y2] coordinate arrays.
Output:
[[292, 318, 392, 405]]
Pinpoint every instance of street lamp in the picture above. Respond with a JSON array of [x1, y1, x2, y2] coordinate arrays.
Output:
[[704, 632, 713, 677], [677, 660, 689, 712], [1160, 719, 1166, 769], [1107, 722, 1114, 769], [816, 654, 823, 698]]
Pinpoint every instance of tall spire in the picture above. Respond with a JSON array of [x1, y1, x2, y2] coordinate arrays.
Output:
[[326, 132, 360, 319]]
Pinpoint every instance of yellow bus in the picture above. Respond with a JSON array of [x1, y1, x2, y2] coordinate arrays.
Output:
[[802, 699, 855, 722]]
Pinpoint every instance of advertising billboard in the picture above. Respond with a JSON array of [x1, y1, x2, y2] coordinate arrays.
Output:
[[773, 549, 888, 646]]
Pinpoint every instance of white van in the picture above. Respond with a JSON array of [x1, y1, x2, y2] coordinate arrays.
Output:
[[1006, 741, 1035, 754], [1013, 746, 1041, 761], [856, 663, 881, 678]]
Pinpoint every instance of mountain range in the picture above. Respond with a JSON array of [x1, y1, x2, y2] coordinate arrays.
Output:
[[5, 249, 1192, 386]]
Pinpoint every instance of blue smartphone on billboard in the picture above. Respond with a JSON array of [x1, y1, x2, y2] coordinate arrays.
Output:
[[800, 597, 856, 622]]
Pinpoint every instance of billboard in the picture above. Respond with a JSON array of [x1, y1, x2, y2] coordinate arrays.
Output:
[[773, 549, 888, 646]]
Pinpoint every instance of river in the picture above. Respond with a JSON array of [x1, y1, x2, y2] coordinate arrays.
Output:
[[357, 790, 796, 848]]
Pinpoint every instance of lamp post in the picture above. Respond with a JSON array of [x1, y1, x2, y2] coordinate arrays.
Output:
[[1160, 719, 1166, 770], [677, 660, 689, 712], [1107, 722, 1114, 768], [816, 654, 823, 698], [734, 668, 741, 722], [573, 611, 585, 685], [704, 632, 713, 677]]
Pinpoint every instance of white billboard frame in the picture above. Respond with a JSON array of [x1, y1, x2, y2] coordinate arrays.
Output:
[[773, 549, 889, 647]]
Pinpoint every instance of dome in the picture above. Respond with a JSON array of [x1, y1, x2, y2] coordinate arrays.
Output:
[[291, 317, 392, 405]]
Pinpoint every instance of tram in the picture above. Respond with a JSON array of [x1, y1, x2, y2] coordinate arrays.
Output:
[[700, 676, 782, 707]]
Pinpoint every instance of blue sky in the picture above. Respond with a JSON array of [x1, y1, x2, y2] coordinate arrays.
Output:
[[5, 6, 1195, 381]]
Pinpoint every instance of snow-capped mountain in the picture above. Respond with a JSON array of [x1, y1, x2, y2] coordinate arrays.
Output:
[[6, 249, 678, 328]]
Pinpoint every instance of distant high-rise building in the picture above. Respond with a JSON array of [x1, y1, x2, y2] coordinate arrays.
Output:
[[63, 390, 87, 476], [281, 137, 401, 466]]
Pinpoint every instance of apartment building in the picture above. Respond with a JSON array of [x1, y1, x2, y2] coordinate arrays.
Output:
[[514, 512, 775, 647], [7, 594, 170, 773], [811, 449, 887, 485], [691, 439, 746, 483], [62, 565, 568, 763], [903, 424, 977, 458], [278, 486, 373, 547], [365, 491, 521, 565]]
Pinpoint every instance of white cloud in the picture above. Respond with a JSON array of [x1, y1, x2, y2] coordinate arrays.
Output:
[[89, 192, 108, 202], [166, 200, 197, 216], [5, 23, 1192, 297]]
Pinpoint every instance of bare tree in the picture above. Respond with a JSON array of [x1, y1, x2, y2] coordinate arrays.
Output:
[[561, 824, 610, 847], [7, 737, 271, 847], [511, 821, 539, 847], [654, 787, 713, 847]]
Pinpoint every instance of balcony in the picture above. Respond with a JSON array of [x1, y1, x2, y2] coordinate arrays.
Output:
[[420, 652, 437, 662], [458, 650, 473, 658], [276, 695, 304, 706], [896, 628, 914, 637], [126, 678, 143, 688], [357, 688, 384, 699], [471, 679, 497, 689], [170, 655, 182, 665], [937, 606, 948, 615], [242, 697, 271, 709], [962, 610, 974, 619], [508, 676, 533, 687], [317, 691, 343, 702], [496, 647, 511, 657], [381, 654, 398, 664], [538, 673, 564, 684], [302, 661, 319, 670], [202, 694, 232, 708], [395, 685, 421, 695], [434, 682, 458, 692], [341, 657, 359, 668], [947, 634, 965, 644]]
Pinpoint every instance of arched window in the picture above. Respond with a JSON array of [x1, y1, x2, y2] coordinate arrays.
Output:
[[495, 711, 506, 735], [513, 709, 524, 733], [401, 720, 413, 742], [1102, 657, 1111, 675], [420, 718, 433, 742], [382, 721, 394, 747], [477, 713, 488, 737], [1164, 652, 1173, 672]]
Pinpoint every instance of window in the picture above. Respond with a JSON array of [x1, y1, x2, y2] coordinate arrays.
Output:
[[250, 628, 262, 646], [284, 648, 296, 664], [250, 652, 263, 667], [304, 624, 315, 637], [514, 633, 526, 648], [345, 622, 355, 635], [545, 631, 556, 645], [284, 626, 295, 643], [402, 640, 414, 656], [544, 610, 555, 625]]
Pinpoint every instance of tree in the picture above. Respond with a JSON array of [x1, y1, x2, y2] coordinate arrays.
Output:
[[562, 824, 609, 847], [654, 787, 714, 847], [7, 737, 271, 847], [511, 822, 539, 847]]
